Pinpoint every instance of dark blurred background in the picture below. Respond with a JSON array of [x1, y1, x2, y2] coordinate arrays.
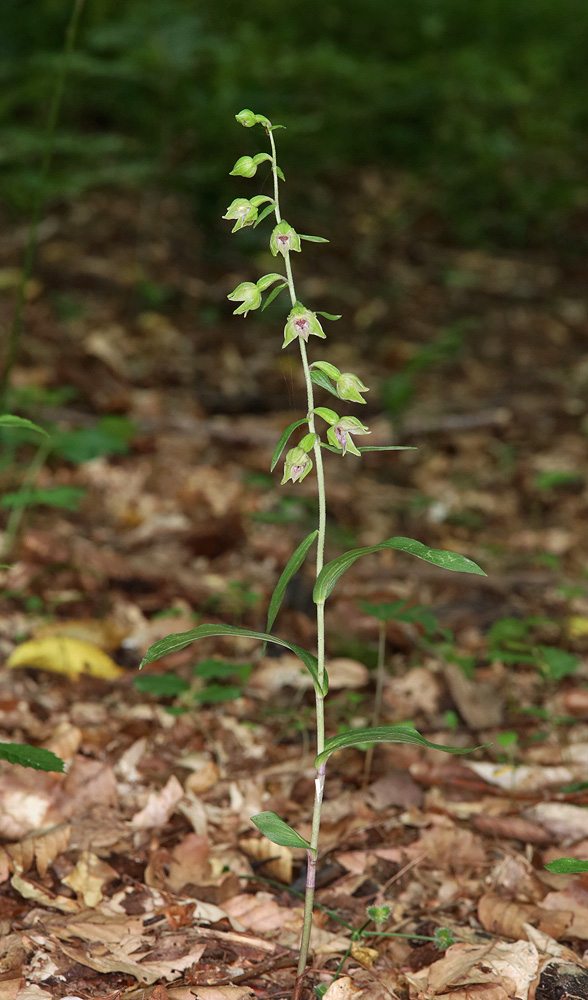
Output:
[[3, 0, 588, 249]]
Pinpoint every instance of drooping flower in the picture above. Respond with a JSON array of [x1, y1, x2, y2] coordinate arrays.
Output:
[[227, 281, 262, 316], [326, 416, 370, 456], [283, 303, 326, 348], [281, 446, 313, 485], [222, 198, 258, 233], [229, 155, 257, 178], [270, 221, 302, 257], [235, 109, 258, 127], [335, 372, 370, 404]]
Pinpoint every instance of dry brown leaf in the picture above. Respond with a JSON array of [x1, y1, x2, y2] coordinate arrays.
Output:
[[408, 940, 539, 999], [524, 803, 588, 841], [62, 850, 118, 907], [11, 872, 81, 913], [7, 823, 70, 877], [240, 835, 293, 884], [0, 768, 60, 839], [131, 774, 184, 829], [165, 833, 210, 891], [473, 814, 552, 846], [443, 661, 504, 729], [186, 989, 253, 1000], [413, 826, 487, 873], [350, 943, 379, 969], [223, 892, 303, 943], [56, 938, 206, 985], [323, 977, 363, 1000], [539, 887, 588, 940], [478, 892, 571, 941]]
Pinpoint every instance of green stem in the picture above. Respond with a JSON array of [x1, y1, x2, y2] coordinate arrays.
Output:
[[0, 0, 86, 414], [268, 123, 329, 980], [0, 437, 52, 559]]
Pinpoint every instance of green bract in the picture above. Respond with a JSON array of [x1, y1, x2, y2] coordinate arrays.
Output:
[[270, 220, 301, 257], [227, 281, 262, 316], [283, 303, 326, 348]]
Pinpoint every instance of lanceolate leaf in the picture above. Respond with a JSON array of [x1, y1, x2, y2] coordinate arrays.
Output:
[[356, 446, 417, 453], [299, 234, 329, 243], [315, 311, 342, 321], [270, 418, 309, 472], [545, 858, 588, 875], [0, 415, 49, 436], [0, 742, 64, 772], [314, 724, 485, 768], [141, 624, 327, 696], [254, 203, 277, 228], [314, 537, 485, 603], [261, 282, 288, 310], [251, 811, 311, 850], [310, 369, 339, 398], [266, 530, 318, 634]]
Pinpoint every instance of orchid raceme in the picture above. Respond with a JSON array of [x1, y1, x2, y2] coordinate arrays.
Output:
[[140, 109, 487, 988]]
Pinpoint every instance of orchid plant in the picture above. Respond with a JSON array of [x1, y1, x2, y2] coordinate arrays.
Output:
[[140, 111, 486, 995]]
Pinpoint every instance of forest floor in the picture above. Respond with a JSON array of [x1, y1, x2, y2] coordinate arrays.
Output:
[[1, 176, 588, 1000]]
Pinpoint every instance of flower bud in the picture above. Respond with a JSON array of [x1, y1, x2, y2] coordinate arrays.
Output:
[[270, 221, 301, 257], [283, 303, 326, 348], [222, 198, 258, 233], [281, 446, 313, 484], [235, 109, 257, 127], [229, 155, 257, 178], [327, 416, 370, 456], [227, 281, 262, 317], [336, 372, 370, 404]]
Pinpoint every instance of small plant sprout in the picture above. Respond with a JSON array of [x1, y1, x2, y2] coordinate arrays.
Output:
[[140, 111, 487, 993]]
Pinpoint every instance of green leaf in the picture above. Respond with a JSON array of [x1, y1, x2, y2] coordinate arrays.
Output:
[[133, 674, 190, 696], [356, 446, 417, 452], [251, 811, 311, 850], [254, 203, 277, 228], [195, 684, 242, 703], [270, 418, 309, 472], [314, 537, 486, 603], [261, 282, 288, 310], [315, 311, 342, 321], [276, 166, 286, 181], [545, 858, 588, 874], [0, 742, 64, 772], [140, 624, 326, 696], [266, 530, 318, 635], [194, 659, 251, 681], [314, 724, 485, 768], [310, 369, 339, 398], [0, 415, 49, 436], [299, 234, 329, 243], [1, 486, 86, 511]]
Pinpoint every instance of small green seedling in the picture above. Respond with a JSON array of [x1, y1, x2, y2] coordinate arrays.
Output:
[[134, 658, 252, 713], [140, 110, 487, 989]]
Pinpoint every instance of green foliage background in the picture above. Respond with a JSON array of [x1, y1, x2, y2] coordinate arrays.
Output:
[[2, 0, 588, 246]]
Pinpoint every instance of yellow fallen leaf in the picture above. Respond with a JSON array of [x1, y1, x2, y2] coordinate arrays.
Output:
[[6, 637, 124, 680], [33, 617, 127, 651], [566, 616, 588, 639]]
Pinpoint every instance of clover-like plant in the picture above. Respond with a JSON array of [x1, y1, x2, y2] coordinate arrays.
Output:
[[140, 110, 487, 993]]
